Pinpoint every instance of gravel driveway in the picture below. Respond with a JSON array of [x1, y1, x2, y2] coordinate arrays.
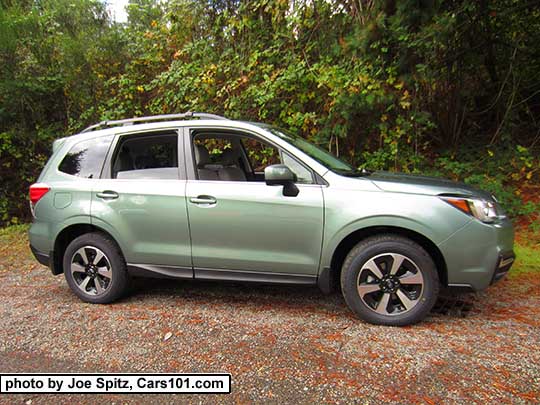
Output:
[[0, 228, 539, 404]]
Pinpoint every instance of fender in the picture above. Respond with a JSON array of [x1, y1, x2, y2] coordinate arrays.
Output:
[[320, 214, 442, 272], [51, 215, 93, 250]]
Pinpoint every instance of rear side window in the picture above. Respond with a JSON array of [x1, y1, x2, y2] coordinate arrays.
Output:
[[58, 135, 113, 178], [111, 133, 179, 179]]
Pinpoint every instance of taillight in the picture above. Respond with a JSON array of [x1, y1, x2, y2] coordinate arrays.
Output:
[[29, 183, 50, 216]]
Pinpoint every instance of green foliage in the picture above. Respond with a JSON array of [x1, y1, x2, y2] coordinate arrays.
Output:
[[0, 0, 539, 224], [0, 223, 29, 239], [424, 144, 540, 217], [511, 244, 540, 275]]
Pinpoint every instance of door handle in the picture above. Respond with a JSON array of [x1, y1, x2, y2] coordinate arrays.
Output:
[[189, 195, 217, 205], [96, 191, 119, 200]]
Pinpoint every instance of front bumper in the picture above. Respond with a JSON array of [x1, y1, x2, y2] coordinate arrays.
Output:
[[491, 252, 515, 284], [438, 216, 515, 291]]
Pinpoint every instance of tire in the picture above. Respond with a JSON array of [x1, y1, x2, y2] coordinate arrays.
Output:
[[340, 234, 439, 326], [63, 232, 130, 304]]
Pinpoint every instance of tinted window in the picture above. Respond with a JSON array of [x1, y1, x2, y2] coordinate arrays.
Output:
[[58, 135, 113, 178], [112, 133, 178, 179]]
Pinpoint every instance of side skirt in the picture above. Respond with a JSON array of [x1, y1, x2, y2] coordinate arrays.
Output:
[[195, 267, 317, 285], [127, 263, 317, 286], [127, 264, 193, 279]]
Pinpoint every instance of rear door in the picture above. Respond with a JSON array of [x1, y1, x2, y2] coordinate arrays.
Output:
[[91, 128, 192, 278]]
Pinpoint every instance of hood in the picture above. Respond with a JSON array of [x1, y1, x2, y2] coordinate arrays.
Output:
[[368, 171, 494, 200]]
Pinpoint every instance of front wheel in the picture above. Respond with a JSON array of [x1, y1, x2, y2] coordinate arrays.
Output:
[[341, 235, 439, 326], [63, 232, 129, 304]]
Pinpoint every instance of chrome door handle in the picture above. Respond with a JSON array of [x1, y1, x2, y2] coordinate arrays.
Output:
[[96, 191, 119, 200], [189, 195, 217, 205]]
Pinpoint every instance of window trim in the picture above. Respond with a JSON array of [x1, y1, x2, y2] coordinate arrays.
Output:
[[101, 128, 185, 180], [186, 128, 320, 185]]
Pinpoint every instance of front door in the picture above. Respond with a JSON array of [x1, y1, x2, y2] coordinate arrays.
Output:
[[185, 128, 324, 282]]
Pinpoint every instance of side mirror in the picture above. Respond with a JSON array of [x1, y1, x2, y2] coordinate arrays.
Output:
[[264, 164, 299, 197]]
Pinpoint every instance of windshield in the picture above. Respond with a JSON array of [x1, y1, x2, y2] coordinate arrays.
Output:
[[267, 127, 355, 173]]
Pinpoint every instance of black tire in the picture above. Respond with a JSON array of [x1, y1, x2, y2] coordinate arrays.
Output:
[[340, 234, 439, 326], [63, 232, 130, 304]]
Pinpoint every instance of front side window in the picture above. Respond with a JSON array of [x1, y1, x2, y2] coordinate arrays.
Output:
[[58, 135, 114, 178], [281, 152, 313, 184], [111, 132, 179, 180], [192, 131, 314, 184], [241, 138, 281, 171]]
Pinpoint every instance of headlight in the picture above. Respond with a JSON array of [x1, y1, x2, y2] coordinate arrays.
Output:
[[441, 196, 498, 223]]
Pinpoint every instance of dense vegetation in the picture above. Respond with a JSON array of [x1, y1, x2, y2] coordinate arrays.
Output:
[[1, 0, 539, 225]]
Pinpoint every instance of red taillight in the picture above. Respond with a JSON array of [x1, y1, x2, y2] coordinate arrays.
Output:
[[29, 183, 50, 205]]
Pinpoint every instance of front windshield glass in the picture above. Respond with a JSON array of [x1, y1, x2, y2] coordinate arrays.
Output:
[[267, 127, 354, 173]]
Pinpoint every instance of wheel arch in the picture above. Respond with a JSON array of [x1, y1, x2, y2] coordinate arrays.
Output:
[[51, 223, 122, 275], [328, 225, 448, 290]]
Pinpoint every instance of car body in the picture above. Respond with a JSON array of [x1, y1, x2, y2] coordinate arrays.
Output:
[[28, 112, 515, 325]]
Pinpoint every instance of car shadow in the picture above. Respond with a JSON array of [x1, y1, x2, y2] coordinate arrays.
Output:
[[127, 277, 476, 319]]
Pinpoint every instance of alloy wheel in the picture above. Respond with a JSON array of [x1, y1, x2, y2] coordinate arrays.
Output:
[[356, 253, 424, 316], [70, 246, 112, 296]]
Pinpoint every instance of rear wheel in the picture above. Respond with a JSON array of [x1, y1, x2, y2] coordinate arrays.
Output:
[[63, 232, 129, 304], [341, 235, 439, 326]]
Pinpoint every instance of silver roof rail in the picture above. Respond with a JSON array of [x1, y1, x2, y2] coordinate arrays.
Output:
[[81, 112, 228, 133]]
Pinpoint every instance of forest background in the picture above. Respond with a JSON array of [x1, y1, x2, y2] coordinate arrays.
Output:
[[1, 0, 539, 234]]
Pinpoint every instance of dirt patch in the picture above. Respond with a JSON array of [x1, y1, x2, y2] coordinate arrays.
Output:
[[0, 234, 539, 404]]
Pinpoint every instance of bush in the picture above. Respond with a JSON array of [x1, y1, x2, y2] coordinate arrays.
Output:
[[424, 144, 539, 218]]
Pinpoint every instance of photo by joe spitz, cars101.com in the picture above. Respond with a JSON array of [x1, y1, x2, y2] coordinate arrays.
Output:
[[28, 111, 515, 327]]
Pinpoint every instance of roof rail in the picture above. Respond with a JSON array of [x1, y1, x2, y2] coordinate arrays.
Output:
[[81, 112, 228, 133]]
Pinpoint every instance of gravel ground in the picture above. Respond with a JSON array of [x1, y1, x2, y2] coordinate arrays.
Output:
[[0, 229, 539, 404]]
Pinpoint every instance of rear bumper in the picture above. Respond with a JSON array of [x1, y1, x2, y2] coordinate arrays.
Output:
[[30, 244, 50, 266], [29, 244, 56, 274]]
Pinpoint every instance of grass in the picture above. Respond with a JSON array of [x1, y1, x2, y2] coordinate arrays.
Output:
[[0, 223, 29, 238], [512, 243, 540, 276], [0, 223, 29, 241], [0, 223, 29, 235]]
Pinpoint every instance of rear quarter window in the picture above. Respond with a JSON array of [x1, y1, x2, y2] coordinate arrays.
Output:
[[58, 135, 114, 178]]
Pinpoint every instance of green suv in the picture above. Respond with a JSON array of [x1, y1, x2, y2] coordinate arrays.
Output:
[[28, 112, 515, 326]]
